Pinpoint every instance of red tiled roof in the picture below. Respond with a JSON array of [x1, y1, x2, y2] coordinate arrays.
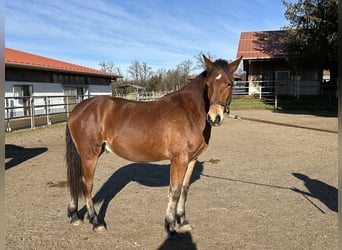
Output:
[[5, 48, 119, 77], [236, 30, 288, 59]]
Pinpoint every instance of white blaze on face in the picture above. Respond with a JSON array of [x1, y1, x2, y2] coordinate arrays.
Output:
[[215, 73, 222, 80]]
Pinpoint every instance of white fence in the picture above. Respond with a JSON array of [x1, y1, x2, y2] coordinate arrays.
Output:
[[5, 95, 83, 131], [235, 80, 323, 97], [4, 92, 162, 131], [234, 80, 337, 108], [5, 95, 67, 119]]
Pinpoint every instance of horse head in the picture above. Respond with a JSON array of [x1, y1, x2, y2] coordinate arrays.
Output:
[[203, 55, 242, 126]]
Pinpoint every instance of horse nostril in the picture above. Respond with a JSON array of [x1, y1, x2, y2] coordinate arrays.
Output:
[[214, 115, 221, 125], [206, 113, 211, 123], [207, 113, 221, 126]]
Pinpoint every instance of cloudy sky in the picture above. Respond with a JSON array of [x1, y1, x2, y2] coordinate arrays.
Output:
[[5, 0, 290, 76]]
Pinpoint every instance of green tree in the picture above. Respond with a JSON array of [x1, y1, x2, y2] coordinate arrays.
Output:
[[281, 0, 338, 79]]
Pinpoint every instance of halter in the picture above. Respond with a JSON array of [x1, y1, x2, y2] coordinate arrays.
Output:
[[209, 98, 231, 114]]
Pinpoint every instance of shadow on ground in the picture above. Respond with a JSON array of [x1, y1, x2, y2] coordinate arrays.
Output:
[[201, 172, 337, 213], [5, 144, 48, 170], [158, 232, 197, 250], [291, 172, 337, 213], [79, 161, 204, 225]]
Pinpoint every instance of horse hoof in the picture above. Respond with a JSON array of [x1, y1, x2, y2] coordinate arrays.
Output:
[[94, 225, 106, 232], [71, 219, 83, 226], [176, 223, 193, 232]]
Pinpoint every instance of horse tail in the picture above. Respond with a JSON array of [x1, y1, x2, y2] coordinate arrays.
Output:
[[65, 123, 83, 200]]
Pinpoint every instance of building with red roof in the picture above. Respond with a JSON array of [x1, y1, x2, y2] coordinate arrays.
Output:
[[5, 48, 121, 97], [236, 30, 322, 95], [5, 48, 118, 76], [5, 48, 121, 122]]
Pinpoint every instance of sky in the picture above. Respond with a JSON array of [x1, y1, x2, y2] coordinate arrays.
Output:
[[5, 0, 290, 76]]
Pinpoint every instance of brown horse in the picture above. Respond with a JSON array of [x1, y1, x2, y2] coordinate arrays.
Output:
[[65, 55, 242, 235]]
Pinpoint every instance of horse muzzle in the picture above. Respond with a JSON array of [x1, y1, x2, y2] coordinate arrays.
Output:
[[207, 100, 231, 126], [206, 112, 223, 126], [207, 103, 225, 126]]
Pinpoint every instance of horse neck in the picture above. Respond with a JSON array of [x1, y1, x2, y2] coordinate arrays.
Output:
[[183, 71, 209, 110], [161, 71, 209, 113]]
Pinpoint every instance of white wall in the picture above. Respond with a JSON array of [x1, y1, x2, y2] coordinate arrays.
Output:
[[87, 84, 112, 96], [5, 81, 112, 97], [5, 81, 112, 118]]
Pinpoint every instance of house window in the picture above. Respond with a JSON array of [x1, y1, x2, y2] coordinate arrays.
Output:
[[64, 87, 85, 102]]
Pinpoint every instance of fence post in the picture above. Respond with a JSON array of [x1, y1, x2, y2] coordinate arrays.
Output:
[[5, 98, 9, 119], [30, 97, 35, 128], [45, 96, 51, 125], [259, 86, 262, 99], [66, 96, 69, 118], [275, 93, 278, 109]]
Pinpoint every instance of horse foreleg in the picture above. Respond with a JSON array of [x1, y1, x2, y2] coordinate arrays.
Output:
[[165, 157, 188, 235], [175, 159, 196, 231]]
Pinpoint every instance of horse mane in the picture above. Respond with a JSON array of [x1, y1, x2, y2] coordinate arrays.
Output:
[[208, 59, 230, 76]]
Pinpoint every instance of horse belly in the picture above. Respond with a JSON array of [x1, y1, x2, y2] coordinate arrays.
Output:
[[105, 137, 169, 163]]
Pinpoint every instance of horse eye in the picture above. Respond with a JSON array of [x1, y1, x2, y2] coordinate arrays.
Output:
[[227, 82, 232, 87]]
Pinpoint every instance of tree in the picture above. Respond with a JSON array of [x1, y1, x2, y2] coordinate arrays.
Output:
[[176, 59, 194, 88], [281, 0, 338, 79], [127, 61, 154, 85], [140, 62, 154, 82], [127, 60, 141, 82], [99, 61, 122, 76], [193, 51, 216, 71]]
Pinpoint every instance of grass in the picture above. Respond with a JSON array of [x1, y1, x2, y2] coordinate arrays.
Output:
[[231, 95, 338, 112], [231, 96, 274, 110]]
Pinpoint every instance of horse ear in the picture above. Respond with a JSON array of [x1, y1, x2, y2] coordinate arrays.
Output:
[[229, 56, 243, 73], [203, 55, 213, 70]]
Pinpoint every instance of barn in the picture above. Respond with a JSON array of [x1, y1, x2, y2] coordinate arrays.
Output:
[[5, 48, 121, 130], [5, 48, 121, 118], [236, 30, 323, 96]]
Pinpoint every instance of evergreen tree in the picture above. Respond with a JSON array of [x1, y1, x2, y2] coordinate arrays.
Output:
[[281, 0, 338, 79]]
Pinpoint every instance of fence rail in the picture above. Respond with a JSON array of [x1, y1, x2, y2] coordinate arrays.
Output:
[[5, 95, 81, 131], [4, 92, 162, 131]]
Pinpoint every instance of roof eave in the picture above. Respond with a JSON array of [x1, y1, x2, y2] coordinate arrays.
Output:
[[6, 62, 121, 78], [240, 55, 288, 60]]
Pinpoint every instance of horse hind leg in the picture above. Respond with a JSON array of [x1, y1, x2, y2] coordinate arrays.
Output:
[[67, 198, 82, 226], [81, 158, 106, 232]]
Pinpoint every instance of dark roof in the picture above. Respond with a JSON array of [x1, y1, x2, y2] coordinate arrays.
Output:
[[5, 48, 120, 78], [236, 30, 288, 59], [114, 84, 145, 90]]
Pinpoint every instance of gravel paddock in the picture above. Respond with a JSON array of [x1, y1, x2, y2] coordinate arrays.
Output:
[[5, 110, 338, 249]]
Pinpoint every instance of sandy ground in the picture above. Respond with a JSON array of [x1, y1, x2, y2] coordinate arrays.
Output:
[[5, 110, 338, 249]]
